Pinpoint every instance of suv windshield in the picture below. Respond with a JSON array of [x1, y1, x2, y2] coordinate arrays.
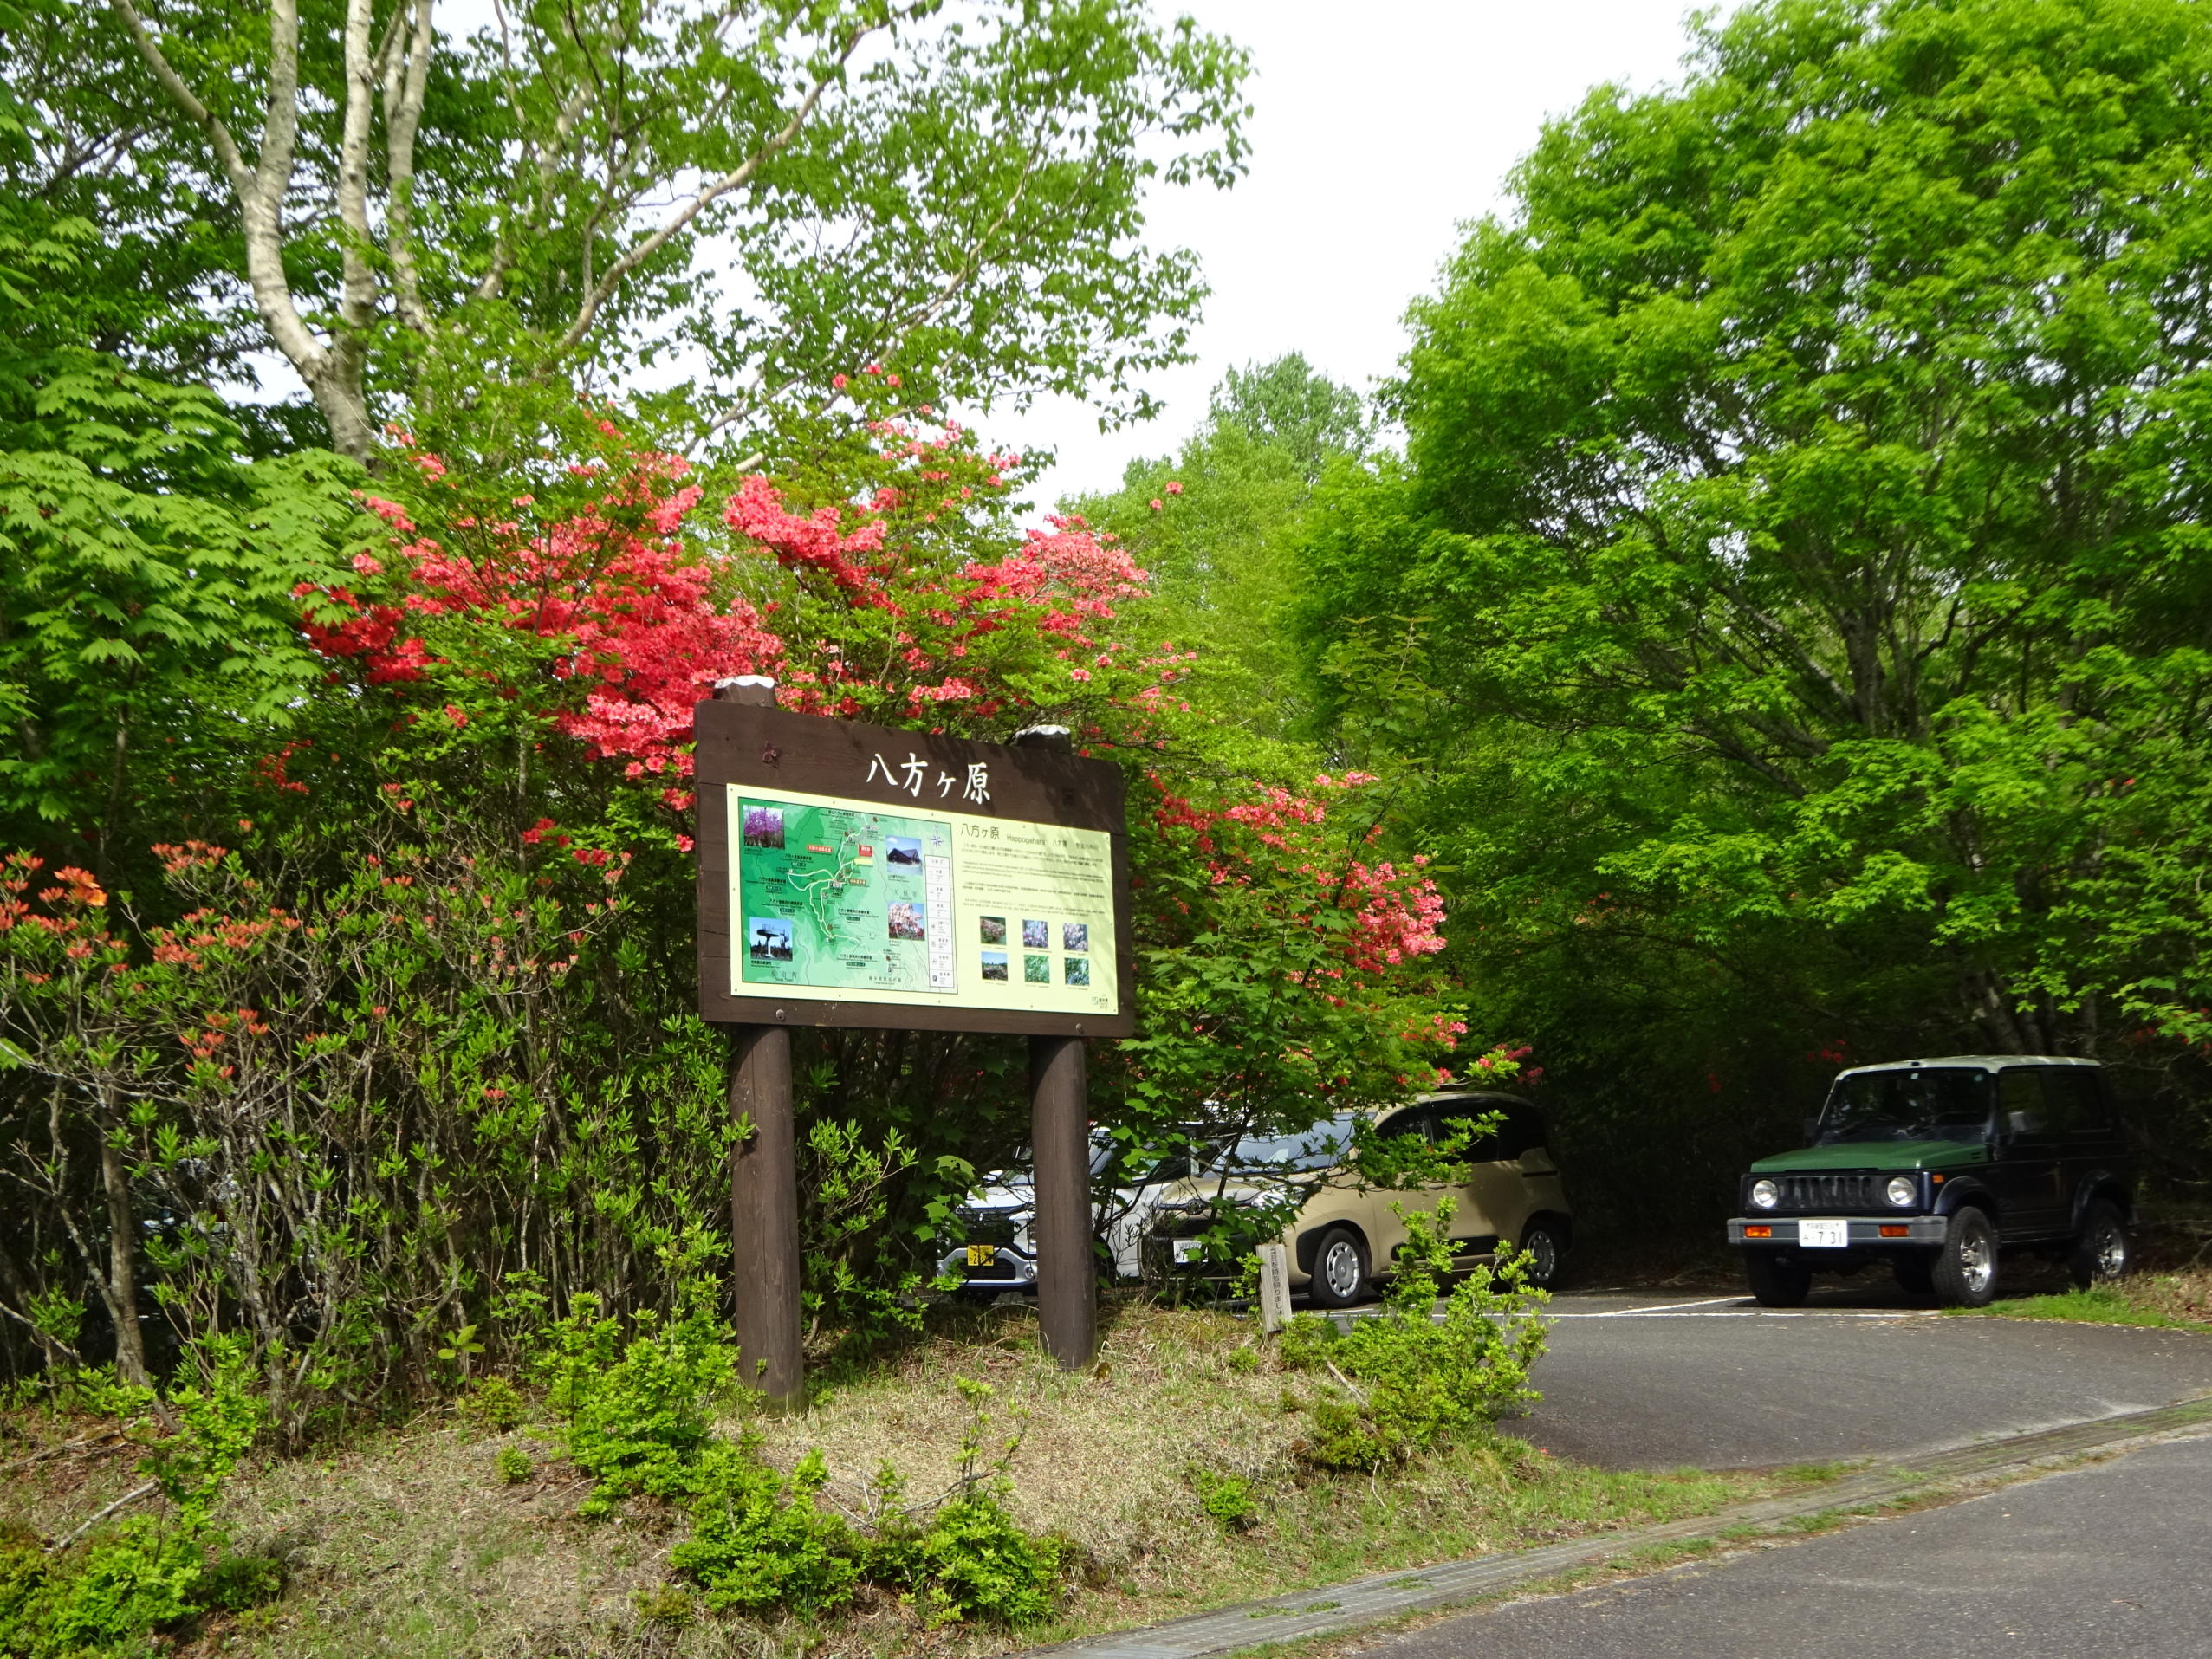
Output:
[[1818, 1067, 1991, 1144]]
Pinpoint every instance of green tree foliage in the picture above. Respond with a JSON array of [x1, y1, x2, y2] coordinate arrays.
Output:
[[24, 0, 1249, 462], [0, 356, 371, 869], [1209, 353, 1375, 486], [1299, 0, 2212, 1197], [1074, 355, 1373, 733]]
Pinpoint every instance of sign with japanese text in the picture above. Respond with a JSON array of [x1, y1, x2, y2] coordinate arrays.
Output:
[[695, 700, 1132, 1036]]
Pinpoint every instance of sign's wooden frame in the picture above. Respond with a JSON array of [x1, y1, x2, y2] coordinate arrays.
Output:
[[693, 700, 1135, 1038]]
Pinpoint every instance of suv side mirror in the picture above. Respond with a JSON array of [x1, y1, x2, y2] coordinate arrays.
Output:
[[1801, 1115, 1821, 1144]]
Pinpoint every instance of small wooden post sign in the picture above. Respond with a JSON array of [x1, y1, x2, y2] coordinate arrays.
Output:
[[1256, 1242, 1292, 1334], [695, 684, 1132, 1399]]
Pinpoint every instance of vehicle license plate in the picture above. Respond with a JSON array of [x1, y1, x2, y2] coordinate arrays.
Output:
[[1173, 1239, 1203, 1264], [965, 1243, 996, 1267], [1800, 1218, 1849, 1249]]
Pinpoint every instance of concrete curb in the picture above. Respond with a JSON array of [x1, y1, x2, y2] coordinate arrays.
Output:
[[1023, 1393, 2212, 1659]]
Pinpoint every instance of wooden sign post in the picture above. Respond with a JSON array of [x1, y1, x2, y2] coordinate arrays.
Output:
[[695, 684, 1132, 1401]]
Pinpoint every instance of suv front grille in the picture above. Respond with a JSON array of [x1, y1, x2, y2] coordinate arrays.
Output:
[[1773, 1173, 1878, 1212]]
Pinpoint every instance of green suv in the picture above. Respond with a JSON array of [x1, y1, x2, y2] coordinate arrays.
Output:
[[1726, 1057, 2135, 1308]]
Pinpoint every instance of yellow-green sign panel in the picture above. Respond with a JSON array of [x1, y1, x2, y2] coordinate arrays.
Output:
[[729, 784, 1119, 1017]]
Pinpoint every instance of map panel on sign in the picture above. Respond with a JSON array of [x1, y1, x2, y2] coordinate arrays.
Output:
[[729, 785, 1117, 1015]]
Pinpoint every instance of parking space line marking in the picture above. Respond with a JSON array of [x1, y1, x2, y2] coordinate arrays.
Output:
[[1548, 1306, 1944, 1320], [1570, 1295, 1744, 1317]]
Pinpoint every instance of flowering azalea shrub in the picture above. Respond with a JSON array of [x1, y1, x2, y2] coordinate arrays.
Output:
[[0, 386, 1491, 1412], [1122, 765, 1482, 1157]]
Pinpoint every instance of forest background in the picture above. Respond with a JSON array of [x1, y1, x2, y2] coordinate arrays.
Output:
[[5, 0, 2212, 1431]]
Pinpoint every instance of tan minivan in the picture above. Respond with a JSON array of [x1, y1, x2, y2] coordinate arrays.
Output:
[[1141, 1092, 1572, 1305]]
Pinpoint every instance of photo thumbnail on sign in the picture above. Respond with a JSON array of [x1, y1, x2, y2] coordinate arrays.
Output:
[[1022, 919, 1048, 949], [981, 951, 1010, 982], [980, 916, 1007, 944]]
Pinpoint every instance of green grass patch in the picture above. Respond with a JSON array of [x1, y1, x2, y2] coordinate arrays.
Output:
[[1951, 1286, 2212, 1333], [1774, 1461, 1858, 1485]]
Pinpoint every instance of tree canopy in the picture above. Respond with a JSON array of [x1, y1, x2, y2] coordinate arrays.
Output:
[[8, 0, 1249, 461], [1299, 0, 2212, 1194]]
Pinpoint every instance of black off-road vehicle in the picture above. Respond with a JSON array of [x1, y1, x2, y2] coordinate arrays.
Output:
[[1726, 1057, 2135, 1308]]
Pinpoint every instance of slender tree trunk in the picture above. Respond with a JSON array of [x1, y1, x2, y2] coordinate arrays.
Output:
[[96, 697, 130, 886], [98, 1131, 149, 1385]]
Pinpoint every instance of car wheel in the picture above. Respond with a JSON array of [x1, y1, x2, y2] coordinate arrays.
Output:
[[1744, 1250, 1811, 1307], [1307, 1227, 1372, 1308], [1931, 1206, 1999, 1307], [1892, 1255, 1935, 1298], [1518, 1220, 1567, 1291], [2067, 1201, 2131, 1289]]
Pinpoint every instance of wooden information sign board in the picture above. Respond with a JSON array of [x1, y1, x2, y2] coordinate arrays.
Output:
[[695, 699, 1133, 1038], [694, 686, 1129, 1398]]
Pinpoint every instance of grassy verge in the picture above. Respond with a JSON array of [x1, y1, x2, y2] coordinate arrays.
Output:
[[1952, 1268, 2212, 1334], [0, 1302, 1786, 1659]]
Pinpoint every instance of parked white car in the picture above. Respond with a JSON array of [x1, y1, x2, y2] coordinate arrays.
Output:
[[937, 1125, 1230, 1297]]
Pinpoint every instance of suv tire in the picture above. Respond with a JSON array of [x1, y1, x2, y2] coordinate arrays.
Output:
[[1307, 1226, 1372, 1308], [1931, 1205, 1999, 1307], [1519, 1220, 1567, 1292], [2067, 1201, 2131, 1289], [1744, 1250, 1810, 1307]]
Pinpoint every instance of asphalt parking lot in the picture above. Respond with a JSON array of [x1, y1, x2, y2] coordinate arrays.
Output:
[[1376, 1429, 2212, 1659], [1518, 1289, 2212, 1469]]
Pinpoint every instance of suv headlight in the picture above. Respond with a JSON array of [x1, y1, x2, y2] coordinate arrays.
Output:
[[1749, 1179, 1780, 1210], [1885, 1176, 1917, 1208]]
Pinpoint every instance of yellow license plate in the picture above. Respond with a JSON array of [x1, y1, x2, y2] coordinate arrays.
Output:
[[965, 1244, 996, 1267]]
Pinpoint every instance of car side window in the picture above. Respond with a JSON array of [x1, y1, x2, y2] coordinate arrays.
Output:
[[2040, 1068, 2107, 1137], [1997, 1069, 2047, 1136], [1434, 1100, 1527, 1162], [1376, 1110, 1432, 1146], [1432, 1103, 1495, 1159]]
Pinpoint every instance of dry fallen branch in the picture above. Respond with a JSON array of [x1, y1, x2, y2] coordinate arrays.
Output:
[[49, 1480, 159, 1552], [0, 1429, 126, 1475]]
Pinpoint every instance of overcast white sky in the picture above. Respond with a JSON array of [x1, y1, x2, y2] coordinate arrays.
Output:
[[1012, 0, 1718, 508]]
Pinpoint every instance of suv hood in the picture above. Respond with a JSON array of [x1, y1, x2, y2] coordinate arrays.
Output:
[[1750, 1138, 1991, 1174]]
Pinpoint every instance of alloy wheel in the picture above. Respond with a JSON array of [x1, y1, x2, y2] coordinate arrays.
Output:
[[1321, 1239, 1362, 1298], [1957, 1223, 1994, 1295]]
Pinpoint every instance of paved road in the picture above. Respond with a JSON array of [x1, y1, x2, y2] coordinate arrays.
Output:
[[1519, 1291, 2212, 1469], [1375, 1429, 2212, 1659]]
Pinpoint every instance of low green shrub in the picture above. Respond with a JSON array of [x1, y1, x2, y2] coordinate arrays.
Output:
[[495, 1447, 535, 1485], [1190, 1468, 1260, 1532], [0, 1515, 283, 1655], [535, 1276, 733, 1517], [671, 1442, 860, 1614], [902, 1495, 1060, 1626], [457, 1377, 527, 1435], [0, 1338, 270, 1657], [525, 1280, 1066, 1629], [634, 1583, 696, 1624], [29, 1518, 207, 1656], [1280, 1199, 1547, 1472]]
